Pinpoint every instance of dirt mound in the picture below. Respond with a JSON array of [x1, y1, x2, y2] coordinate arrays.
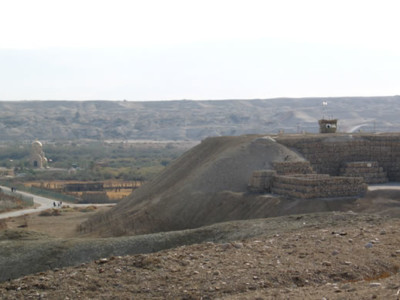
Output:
[[81, 134, 400, 237], [81, 135, 305, 236]]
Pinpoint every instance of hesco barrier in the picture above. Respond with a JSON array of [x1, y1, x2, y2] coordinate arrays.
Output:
[[340, 161, 388, 184], [248, 133, 400, 199], [276, 134, 400, 181], [272, 161, 315, 175], [248, 170, 276, 192], [271, 174, 367, 199]]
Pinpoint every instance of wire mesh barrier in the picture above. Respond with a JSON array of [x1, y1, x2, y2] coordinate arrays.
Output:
[[0, 181, 78, 203]]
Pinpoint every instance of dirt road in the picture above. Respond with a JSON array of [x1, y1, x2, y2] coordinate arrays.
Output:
[[368, 182, 400, 190], [0, 185, 114, 220]]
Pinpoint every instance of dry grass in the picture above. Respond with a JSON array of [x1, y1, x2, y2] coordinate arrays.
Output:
[[106, 190, 132, 200], [38, 209, 62, 217], [78, 206, 98, 213], [3, 206, 112, 238], [0, 219, 7, 230], [68, 190, 131, 199]]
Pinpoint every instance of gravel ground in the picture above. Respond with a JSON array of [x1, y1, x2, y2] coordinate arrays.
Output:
[[1, 212, 400, 299]]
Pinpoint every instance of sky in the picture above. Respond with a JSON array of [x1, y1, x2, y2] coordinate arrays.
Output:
[[0, 0, 399, 100]]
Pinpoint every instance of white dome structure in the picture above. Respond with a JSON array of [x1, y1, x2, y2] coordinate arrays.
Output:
[[29, 140, 48, 168]]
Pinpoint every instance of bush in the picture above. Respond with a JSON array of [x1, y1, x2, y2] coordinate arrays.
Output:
[[39, 209, 61, 217]]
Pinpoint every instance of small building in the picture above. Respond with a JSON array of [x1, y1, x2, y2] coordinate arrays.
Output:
[[318, 119, 338, 134]]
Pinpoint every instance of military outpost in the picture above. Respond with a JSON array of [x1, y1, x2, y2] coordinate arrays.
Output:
[[248, 106, 392, 199]]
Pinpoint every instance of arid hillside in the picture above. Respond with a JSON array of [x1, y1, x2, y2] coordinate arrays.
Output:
[[79, 135, 303, 236], [80, 133, 400, 237], [1, 96, 400, 141]]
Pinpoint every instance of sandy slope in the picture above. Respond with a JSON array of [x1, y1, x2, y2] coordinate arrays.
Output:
[[81, 133, 400, 238], [80, 135, 306, 236]]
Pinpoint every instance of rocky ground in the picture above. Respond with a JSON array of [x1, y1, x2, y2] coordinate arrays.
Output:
[[1, 212, 400, 299]]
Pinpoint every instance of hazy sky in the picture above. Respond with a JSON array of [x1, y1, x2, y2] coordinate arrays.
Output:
[[0, 0, 399, 100]]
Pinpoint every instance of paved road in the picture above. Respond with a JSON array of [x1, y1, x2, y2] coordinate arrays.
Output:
[[368, 183, 400, 190], [0, 185, 114, 220]]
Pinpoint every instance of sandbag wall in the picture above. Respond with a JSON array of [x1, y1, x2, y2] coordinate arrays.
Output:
[[340, 161, 388, 184], [277, 134, 400, 181], [248, 170, 276, 192], [271, 174, 367, 199], [272, 161, 315, 175]]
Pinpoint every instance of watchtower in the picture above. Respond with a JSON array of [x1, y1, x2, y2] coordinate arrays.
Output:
[[318, 119, 338, 133], [319, 101, 337, 133]]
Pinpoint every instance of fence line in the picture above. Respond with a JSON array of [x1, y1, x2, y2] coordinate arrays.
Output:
[[0, 181, 78, 203]]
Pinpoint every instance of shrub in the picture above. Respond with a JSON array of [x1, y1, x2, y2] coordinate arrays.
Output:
[[39, 209, 61, 217]]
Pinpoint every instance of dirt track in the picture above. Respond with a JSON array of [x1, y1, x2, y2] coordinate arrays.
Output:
[[0, 185, 115, 220]]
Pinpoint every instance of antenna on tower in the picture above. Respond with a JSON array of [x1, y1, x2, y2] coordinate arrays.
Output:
[[322, 101, 328, 119], [318, 101, 338, 133]]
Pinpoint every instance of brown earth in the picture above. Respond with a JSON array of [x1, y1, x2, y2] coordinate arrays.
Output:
[[3, 133, 400, 298], [80, 135, 307, 236], [4, 206, 112, 238], [80, 134, 400, 238], [1, 212, 400, 299]]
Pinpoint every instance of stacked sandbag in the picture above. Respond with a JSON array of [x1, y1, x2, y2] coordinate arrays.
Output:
[[248, 170, 276, 192], [273, 161, 315, 175], [271, 174, 367, 199], [340, 161, 388, 184], [277, 133, 400, 181]]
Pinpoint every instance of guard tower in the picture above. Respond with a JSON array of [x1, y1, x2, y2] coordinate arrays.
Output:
[[318, 101, 337, 133], [318, 119, 338, 133]]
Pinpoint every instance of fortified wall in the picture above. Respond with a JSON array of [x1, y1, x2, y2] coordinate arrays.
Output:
[[276, 134, 400, 181], [271, 174, 366, 199], [248, 133, 400, 199]]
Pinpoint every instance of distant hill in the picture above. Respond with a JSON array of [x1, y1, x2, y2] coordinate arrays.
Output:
[[1, 96, 399, 141]]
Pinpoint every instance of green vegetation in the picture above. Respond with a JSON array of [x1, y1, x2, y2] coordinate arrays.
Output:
[[0, 143, 30, 169], [0, 141, 190, 182]]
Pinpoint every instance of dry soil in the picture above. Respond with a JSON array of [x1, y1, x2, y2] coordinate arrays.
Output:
[[1, 212, 400, 299]]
